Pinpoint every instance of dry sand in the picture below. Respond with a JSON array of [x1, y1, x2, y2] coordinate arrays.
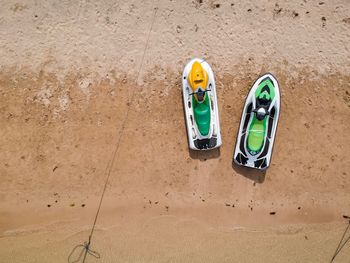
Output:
[[0, 0, 350, 262]]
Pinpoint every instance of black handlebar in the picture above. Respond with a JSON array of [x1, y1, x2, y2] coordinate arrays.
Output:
[[189, 89, 211, 96]]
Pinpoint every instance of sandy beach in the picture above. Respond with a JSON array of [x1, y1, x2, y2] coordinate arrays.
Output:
[[0, 0, 350, 262]]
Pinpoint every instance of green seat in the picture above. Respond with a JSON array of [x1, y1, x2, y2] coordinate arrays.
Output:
[[247, 117, 266, 153], [193, 95, 211, 136]]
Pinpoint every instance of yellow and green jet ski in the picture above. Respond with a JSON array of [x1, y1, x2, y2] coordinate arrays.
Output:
[[233, 73, 280, 170], [182, 58, 222, 150]]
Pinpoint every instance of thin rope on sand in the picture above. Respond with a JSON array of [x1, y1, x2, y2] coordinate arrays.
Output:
[[68, 2, 159, 262], [330, 216, 350, 263]]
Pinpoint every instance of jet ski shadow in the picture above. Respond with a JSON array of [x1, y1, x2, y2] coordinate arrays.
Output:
[[189, 148, 221, 161], [232, 163, 266, 184]]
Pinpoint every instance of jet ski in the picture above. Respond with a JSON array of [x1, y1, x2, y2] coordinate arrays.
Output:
[[182, 58, 222, 150], [233, 73, 280, 170]]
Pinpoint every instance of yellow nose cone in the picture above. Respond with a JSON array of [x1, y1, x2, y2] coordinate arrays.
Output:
[[188, 61, 208, 91]]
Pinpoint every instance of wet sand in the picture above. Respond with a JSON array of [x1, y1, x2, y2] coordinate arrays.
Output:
[[0, 0, 350, 262]]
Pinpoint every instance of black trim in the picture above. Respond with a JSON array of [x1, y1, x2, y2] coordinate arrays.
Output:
[[256, 97, 271, 109], [194, 138, 217, 150], [242, 103, 253, 134], [239, 133, 247, 156], [235, 154, 241, 164], [254, 158, 264, 168], [267, 116, 273, 139], [261, 77, 273, 87], [235, 153, 248, 165], [270, 107, 276, 119], [261, 84, 270, 94], [257, 139, 270, 159], [247, 103, 253, 114]]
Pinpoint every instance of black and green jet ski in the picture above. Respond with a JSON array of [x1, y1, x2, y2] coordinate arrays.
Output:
[[233, 73, 280, 170]]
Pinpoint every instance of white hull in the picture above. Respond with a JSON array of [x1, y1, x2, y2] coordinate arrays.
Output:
[[182, 58, 222, 150]]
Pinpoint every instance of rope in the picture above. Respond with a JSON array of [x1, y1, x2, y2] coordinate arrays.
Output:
[[330, 217, 350, 262], [68, 3, 159, 262], [68, 238, 100, 263]]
